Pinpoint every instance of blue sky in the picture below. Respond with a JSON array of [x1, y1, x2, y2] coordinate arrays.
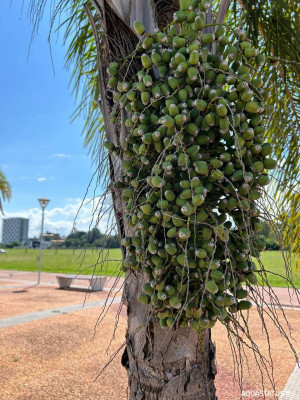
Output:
[[0, 2, 103, 237]]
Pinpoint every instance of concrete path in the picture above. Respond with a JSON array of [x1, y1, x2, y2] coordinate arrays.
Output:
[[279, 363, 300, 399], [0, 296, 122, 329]]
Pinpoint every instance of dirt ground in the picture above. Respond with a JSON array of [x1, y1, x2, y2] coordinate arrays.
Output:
[[0, 272, 299, 400]]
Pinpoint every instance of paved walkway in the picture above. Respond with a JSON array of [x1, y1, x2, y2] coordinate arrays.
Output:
[[0, 269, 300, 400], [0, 297, 122, 329]]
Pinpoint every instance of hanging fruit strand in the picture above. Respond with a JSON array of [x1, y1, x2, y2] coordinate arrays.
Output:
[[104, 0, 276, 333]]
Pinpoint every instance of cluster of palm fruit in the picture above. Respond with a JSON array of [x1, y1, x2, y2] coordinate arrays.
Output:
[[104, 0, 276, 332]]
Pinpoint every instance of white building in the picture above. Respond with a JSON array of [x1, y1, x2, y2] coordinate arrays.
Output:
[[1, 218, 29, 244]]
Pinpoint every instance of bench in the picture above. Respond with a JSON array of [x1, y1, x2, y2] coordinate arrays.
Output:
[[56, 274, 106, 291]]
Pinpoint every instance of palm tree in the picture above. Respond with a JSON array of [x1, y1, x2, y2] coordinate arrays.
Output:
[[0, 170, 11, 214], [29, 1, 300, 398]]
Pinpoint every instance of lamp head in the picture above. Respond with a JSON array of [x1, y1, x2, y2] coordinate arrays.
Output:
[[38, 198, 50, 210]]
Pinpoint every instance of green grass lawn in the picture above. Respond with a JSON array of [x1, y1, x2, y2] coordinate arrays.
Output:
[[0, 248, 123, 277], [0, 249, 299, 287]]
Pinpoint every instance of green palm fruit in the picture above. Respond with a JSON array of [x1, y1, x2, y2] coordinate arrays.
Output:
[[261, 143, 273, 157], [164, 190, 176, 202], [178, 227, 191, 241], [175, 51, 186, 63], [195, 248, 207, 258], [216, 73, 226, 87], [157, 199, 169, 209], [180, 189, 193, 200], [257, 174, 270, 186], [161, 115, 175, 128], [202, 227, 212, 240], [202, 33, 215, 45], [236, 289, 248, 299], [167, 227, 177, 238], [141, 53, 152, 69], [173, 10, 186, 21], [142, 132, 153, 144], [150, 293, 158, 306], [206, 280, 219, 294], [181, 202, 194, 216], [218, 35, 229, 46], [108, 76, 118, 88], [244, 47, 258, 57], [227, 45, 238, 59], [215, 25, 225, 38], [188, 49, 199, 66], [137, 293, 150, 304], [187, 67, 199, 81], [198, 317, 210, 328], [172, 214, 184, 227], [238, 300, 252, 310], [191, 177, 202, 188], [194, 160, 209, 175], [123, 188, 134, 198], [142, 283, 154, 295], [157, 291, 167, 301], [169, 296, 182, 309], [137, 220, 149, 231], [140, 204, 152, 215], [245, 101, 259, 113], [240, 199, 250, 211], [169, 103, 179, 117], [153, 264, 165, 278], [151, 176, 163, 188], [226, 90, 238, 102], [165, 285, 176, 296], [254, 125, 266, 135], [243, 128, 254, 140], [219, 116, 230, 131], [194, 99, 207, 111], [241, 89, 253, 103], [256, 53, 265, 66], [134, 20, 145, 35], [159, 84, 171, 98], [250, 144, 262, 154], [166, 317, 175, 327], [226, 74, 237, 85], [173, 36, 186, 48], [142, 36, 154, 50], [252, 161, 264, 172], [216, 104, 227, 117], [192, 194, 205, 206], [223, 294, 235, 307], [209, 159, 223, 168], [178, 153, 190, 169], [143, 75, 153, 87], [176, 197, 186, 207], [148, 242, 158, 255], [249, 191, 261, 200], [194, 12, 206, 30], [159, 318, 168, 328], [232, 170, 243, 182], [264, 158, 277, 169], [141, 91, 151, 105], [165, 242, 177, 256]]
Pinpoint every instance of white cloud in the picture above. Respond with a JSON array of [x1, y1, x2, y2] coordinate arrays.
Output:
[[53, 153, 71, 158], [37, 177, 46, 182], [0, 198, 115, 238]]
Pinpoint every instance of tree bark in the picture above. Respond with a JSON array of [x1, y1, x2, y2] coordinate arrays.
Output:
[[85, 1, 218, 398]]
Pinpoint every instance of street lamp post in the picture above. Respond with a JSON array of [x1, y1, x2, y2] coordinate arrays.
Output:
[[37, 198, 50, 284]]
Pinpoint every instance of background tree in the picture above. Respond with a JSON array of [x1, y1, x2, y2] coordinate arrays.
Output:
[[0, 170, 11, 214], [28, 1, 300, 399]]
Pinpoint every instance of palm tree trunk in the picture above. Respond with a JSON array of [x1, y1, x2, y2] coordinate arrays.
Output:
[[85, 1, 233, 397], [123, 271, 217, 399]]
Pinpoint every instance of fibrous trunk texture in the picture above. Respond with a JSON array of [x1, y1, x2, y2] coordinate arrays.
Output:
[[122, 273, 217, 400]]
